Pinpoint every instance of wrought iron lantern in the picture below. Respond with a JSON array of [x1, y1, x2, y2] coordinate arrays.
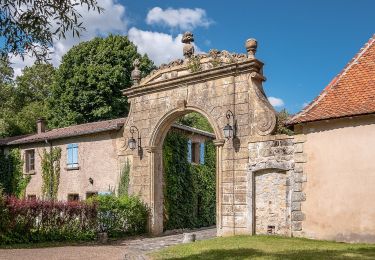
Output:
[[128, 126, 141, 151], [224, 110, 235, 139]]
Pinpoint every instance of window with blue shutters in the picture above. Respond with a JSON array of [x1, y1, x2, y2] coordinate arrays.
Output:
[[187, 139, 192, 163], [67, 143, 79, 168], [200, 143, 205, 165]]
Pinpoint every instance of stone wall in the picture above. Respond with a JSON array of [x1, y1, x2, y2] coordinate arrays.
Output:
[[248, 134, 307, 236]]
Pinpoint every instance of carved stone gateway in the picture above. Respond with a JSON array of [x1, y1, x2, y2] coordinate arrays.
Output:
[[120, 33, 280, 236]]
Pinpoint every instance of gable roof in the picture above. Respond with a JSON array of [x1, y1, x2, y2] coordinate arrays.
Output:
[[1, 118, 127, 146], [289, 34, 375, 125]]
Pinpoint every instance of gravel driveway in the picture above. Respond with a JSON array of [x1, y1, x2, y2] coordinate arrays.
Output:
[[0, 227, 216, 260]]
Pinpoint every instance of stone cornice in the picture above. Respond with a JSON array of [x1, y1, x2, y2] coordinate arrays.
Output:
[[123, 59, 263, 98]]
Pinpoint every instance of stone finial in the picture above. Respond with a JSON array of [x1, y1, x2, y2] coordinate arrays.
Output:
[[182, 31, 195, 59], [131, 59, 141, 86], [245, 38, 257, 59]]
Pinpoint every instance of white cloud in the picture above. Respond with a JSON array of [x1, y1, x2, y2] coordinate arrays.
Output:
[[146, 7, 212, 31], [9, 0, 128, 77], [268, 97, 285, 107], [128, 27, 202, 65]]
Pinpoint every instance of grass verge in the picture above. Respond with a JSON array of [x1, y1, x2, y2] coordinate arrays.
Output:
[[150, 235, 375, 259]]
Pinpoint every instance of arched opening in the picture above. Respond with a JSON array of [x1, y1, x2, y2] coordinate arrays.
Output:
[[148, 107, 224, 235]]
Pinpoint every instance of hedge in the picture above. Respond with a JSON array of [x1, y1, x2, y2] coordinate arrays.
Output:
[[0, 191, 148, 245]]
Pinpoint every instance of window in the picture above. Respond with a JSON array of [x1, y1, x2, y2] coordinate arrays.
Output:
[[199, 143, 205, 165], [68, 194, 79, 202], [27, 195, 37, 201], [86, 192, 98, 200], [25, 149, 35, 173], [188, 140, 205, 164], [67, 143, 79, 168], [188, 140, 192, 163]]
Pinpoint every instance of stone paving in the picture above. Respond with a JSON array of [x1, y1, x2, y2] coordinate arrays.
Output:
[[0, 227, 216, 260]]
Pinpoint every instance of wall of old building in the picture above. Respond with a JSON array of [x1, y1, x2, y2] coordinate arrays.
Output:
[[22, 131, 121, 201], [297, 115, 375, 243]]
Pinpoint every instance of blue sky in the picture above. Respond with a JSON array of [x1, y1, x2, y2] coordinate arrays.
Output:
[[8, 0, 375, 113]]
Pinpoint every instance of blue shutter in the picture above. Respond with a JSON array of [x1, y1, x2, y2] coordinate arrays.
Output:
[[72, 144, 78, 166], [187, 140, 192, 163], [67, 143, 79, 167], [200, 143, 205, 165]]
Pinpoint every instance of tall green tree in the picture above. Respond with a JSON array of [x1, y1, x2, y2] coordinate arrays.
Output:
[[0, 62, 55, 137], [48, 35, 155, 127], [0, 57, 16, 137]]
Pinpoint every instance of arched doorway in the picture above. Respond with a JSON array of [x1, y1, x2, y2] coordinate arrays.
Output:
[[148, 107, 224, 235], [120, 34, 277, 236]]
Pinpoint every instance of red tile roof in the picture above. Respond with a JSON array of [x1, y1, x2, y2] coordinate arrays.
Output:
[[1, 118, 127, 146], [289, 34, 375, 125]]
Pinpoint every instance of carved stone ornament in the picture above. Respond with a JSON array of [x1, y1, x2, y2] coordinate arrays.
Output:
[[131, 59, 141, 86], [250, 72, 277, 135], [182, 31, 195, 59], [245, 38, 257, 59]]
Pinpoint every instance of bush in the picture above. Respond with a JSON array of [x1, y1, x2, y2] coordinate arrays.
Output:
[[0, 197, 97, 244], [88, 195, 148, 238]]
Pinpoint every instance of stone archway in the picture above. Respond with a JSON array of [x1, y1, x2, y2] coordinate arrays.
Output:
[[148, 107, 223, 235], [119, 33, 277, 236]]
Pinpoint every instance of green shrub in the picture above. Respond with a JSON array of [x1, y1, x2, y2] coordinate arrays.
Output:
[[89, 194, 148, 237], [0, 197, 97, 244]]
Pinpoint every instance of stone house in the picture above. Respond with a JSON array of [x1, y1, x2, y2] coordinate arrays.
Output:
[[0, 118, 214, 201], [287, 35, 375, 242]]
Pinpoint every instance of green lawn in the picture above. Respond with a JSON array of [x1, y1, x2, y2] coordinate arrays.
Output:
[[150, 235, 375, 259]]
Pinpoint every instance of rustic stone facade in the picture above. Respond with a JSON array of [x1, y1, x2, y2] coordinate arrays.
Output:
[[248, 135, 307, 237], [121, 33, 278, 236]]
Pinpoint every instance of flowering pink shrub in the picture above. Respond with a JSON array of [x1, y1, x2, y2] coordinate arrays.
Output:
[[0, 196, 97, 244]]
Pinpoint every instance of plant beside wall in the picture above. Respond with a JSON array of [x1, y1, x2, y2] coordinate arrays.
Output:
[[0, 197, 97, 244], [88, 195, 148, 238], [0, 148, 30, 198], [41, 147, 61, 200], [118, 159, 131, 197]]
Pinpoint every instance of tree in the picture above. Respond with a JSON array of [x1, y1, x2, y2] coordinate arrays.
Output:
[[0, 0, 103, 61], [48, 35, 155, 127], [0, 62, 55, 137], [276, 108, 294, 135], [178, 112, 214, 133]]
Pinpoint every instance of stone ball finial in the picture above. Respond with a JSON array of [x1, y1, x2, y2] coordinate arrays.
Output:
[[182, 31, 195, 59], [245, 38, 257, 59], [131, 58, 141, 86]]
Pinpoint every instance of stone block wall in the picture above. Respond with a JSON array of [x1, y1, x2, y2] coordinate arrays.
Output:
[[248, 134, 307, 236]]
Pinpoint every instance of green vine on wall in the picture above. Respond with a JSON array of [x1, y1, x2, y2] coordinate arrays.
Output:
[[0, 148, 30, 198], [118, 159, 130, 196], [41, 147, 61, 200], [163, 131, 216, 230]]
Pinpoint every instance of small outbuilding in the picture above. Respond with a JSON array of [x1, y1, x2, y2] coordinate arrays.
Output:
[[288, 34, 375, 243]]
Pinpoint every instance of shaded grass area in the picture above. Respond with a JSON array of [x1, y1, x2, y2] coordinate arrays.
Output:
[[150, 235, 375, 259]]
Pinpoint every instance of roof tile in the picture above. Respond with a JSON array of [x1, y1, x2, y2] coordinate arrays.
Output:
[[289, 34, 375, 124]]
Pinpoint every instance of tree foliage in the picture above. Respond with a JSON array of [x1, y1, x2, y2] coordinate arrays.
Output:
[[276, 108, 294, 135], [0, 62, 54, 137], [0, 0, 103, 61], [178, 112, 214, 133], [48, 35, 155, 127]]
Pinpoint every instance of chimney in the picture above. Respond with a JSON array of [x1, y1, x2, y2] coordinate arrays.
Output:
[[37, 118, 46, 134]]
